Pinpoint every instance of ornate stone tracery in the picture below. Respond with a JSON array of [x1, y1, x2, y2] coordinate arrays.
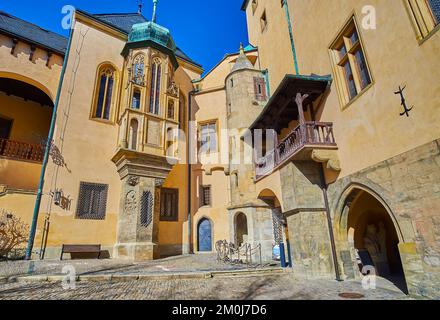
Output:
[[132, 54, 145, 86]]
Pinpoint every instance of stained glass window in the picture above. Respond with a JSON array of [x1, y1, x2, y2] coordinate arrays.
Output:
[[94, 67, 115, 120], [133, 54, 145, 85], [149, 58, 161, 115]]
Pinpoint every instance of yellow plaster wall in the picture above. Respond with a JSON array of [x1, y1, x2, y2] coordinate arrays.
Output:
[[0, 192, 36, 231], [0, 159, 41, 190], [287, 0, 440, 178], [244, 0, 295, 92], [0, 92, 52, 144], [34, 19, 128, 250], [191, 87, 231, 251], [0, 34, 63, 99], [192, 170, 230, 250], [244, 0, 440, 179]]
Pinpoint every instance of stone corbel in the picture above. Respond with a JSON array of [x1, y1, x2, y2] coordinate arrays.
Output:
[[155, 178, 165, 187], [29, 45, 36, 62], [10, 38, 18, 55], [46, 51, 53, 67], [311, 149, 341, 172]]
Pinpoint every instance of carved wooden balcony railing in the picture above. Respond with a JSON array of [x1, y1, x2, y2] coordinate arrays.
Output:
[[0, 138, 44, 163], [255, 121, 336, 179]]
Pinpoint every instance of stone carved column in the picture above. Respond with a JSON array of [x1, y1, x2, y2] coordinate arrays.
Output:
[[114, 175, 160, 261]]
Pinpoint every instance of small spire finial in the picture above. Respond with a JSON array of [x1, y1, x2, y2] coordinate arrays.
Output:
[[152, 0, 159, 23], [137, 0, 143, 14], [239, 43, 244, 54]]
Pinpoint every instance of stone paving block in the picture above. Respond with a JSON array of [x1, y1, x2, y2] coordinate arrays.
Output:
[[78, 275, 112, 282]]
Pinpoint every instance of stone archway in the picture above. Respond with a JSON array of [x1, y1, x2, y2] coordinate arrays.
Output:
[[338, 186, 408, 293], [234, 212, 248, 246]]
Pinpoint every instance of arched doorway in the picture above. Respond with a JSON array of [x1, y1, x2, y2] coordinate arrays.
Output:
[[343, 188, 408, 293], [197, 218, 212, 252], [235, 212, 248, 246], [257, 188, 290, 265]]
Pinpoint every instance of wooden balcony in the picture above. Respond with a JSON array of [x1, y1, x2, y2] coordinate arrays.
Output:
[[0, 138, 44, 163], [255, 121, 337, 179]]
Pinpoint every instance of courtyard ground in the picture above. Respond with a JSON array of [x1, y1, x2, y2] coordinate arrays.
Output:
[[0, 254, 410, 300]]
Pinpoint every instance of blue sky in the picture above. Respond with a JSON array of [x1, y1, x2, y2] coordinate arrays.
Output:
[[0, 0, 249, 74]]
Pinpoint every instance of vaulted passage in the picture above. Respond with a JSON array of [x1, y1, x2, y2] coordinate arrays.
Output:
[[347, 190, 408, 293], [0, 77, 54, 190], [235, 212, 248, 246]]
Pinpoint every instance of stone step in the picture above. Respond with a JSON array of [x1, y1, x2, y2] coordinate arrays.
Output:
[[9, 267, 288, 283]]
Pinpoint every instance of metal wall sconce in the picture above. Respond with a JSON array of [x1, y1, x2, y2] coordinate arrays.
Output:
[[54, 189, 62, 206]]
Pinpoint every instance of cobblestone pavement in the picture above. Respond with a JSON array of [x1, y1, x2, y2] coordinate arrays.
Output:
[[0, 254, 270, 278], [0, 274, 409, 300]]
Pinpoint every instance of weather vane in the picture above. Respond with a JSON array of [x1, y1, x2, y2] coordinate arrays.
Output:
[[137, 0, 143, 14], [394, 85, 413, 117]]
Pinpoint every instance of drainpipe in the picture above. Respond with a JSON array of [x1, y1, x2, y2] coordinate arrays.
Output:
[[282, 0, 300, 75], [25, 24, 74, 260], [187, 89, 198, 255], [319, 165, 342, 281]]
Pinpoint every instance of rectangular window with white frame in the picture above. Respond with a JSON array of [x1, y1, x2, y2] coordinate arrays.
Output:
[[329, 16, 373, 107], [199, 121, 218, 154]]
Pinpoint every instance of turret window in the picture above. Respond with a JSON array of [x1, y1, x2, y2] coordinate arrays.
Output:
[[132, 89, 141, 110], [254, 77, 267, 101], [149, 58, 162, 115], [93, 66, 116, 121], [167, 100, 175, 119]]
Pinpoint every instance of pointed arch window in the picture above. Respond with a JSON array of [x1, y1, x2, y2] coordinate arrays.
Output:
[[133, 54, 145, 85], [94, 66, 115, 121], [149, 58, 162, 115]]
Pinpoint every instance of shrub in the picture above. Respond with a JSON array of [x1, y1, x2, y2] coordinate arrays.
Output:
[[0, 211, 29, 260]]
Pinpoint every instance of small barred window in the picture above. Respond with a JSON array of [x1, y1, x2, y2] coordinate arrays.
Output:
[[201, 185, 212, 207], [160, 188, 179, 221], [76, 182, 108, 220], [140, 191, 153, 227]]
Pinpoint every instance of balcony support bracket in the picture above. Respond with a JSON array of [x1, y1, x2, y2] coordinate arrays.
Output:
[[311, 149, 341, 172]]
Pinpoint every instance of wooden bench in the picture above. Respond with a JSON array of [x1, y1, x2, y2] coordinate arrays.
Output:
[[60, 244, 101, 260]]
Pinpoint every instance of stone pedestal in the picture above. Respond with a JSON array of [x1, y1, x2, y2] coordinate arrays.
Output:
[[112, 149, 172, 261]]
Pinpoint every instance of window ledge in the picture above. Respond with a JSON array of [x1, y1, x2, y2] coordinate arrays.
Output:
[[89, 118, 115, 125], [340, 81, 375, 111], [418, 24, 440, 46]]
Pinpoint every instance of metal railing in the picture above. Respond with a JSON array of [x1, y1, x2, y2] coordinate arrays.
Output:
[[215, 240, 262, 267], [255, 121, 336, 179], [0, 138, 44, 162]]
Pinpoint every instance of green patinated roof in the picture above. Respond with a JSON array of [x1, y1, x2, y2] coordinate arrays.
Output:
[[128, 21, 176, 52], [122, 21, 179, 69]]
